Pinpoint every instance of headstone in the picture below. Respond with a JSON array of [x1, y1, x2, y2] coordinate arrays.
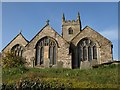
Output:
[[57, 61, 63, 68], [91, 59, 98, 66], [80, 60, 91, 69], [52, 65, 57, 68], [44, 58, 50, 68], [31, 57, 35, 67]]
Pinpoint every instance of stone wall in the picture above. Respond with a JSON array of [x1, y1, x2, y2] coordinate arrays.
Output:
[[2, 33, 28, 53], [71, 26, 113, 64], [24, 25, 72, 68], [2, 23, 113, 69]]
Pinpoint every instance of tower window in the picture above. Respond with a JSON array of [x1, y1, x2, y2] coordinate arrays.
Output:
[[68, 27, 73, 34]]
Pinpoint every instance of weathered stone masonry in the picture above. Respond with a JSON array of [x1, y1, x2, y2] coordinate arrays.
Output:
[[2, 13, 113, 69]]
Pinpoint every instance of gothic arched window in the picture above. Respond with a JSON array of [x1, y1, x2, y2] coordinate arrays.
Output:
[[77, 38, 97, 62], [11, 44, 23, 57], [68, 27, 73, 34], [36, 37, 57, 66]]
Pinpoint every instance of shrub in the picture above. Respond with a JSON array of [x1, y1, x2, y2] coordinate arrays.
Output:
[[2, 52, 26, 68]]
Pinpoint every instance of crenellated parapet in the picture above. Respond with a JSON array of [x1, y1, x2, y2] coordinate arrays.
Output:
[[62, 12, 82, 42], [62, 12, 81, 28], [62, 19, 80, 26]]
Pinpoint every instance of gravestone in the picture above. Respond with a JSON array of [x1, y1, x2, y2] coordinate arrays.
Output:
[[57, 61, 63, 68], [44, 58, 50, 68], [30, 57, 35, 67], [91, 59, 98, 66], [80, 60, 91, 69]]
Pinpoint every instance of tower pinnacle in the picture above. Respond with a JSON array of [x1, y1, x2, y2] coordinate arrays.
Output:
[[62, 13, 65, 22], [46, 20, 50, 25], [77, 12, 80, 22]]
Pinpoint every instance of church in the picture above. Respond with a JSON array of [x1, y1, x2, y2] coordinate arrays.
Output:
[[2, 13, 113, 69]]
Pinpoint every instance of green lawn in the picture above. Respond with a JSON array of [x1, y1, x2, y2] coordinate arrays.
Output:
[[2, 64, 120, 89]]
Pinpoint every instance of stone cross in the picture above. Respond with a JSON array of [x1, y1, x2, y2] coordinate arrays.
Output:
[[46, 20, 49, 25]]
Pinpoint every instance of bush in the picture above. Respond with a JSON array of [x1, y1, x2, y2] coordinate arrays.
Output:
[[2, 52, 26, 68]]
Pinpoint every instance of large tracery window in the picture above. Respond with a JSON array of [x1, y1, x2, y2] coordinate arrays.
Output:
[[77, 38, 97, 62], [11, 44, 23, 57], [36, 37, 57, 66]]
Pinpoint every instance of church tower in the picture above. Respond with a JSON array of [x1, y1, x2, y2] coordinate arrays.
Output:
[[62, 12, 82, 42]]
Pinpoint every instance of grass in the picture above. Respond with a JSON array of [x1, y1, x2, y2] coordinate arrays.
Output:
[[2, 64, 120, 88]]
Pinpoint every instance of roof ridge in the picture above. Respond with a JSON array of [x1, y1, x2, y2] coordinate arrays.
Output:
[[25, 24, 69, 47], [25, 24, 49, 47], [2, 32, 28, 52]]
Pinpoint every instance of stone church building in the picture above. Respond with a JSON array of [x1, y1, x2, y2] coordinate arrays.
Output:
[[2, 13, 113, 69]]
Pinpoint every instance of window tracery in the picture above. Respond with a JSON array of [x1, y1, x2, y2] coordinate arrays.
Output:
[[36, 37, 57, 66], [77, 38, 97, 61], [11, 44, 23, 57]]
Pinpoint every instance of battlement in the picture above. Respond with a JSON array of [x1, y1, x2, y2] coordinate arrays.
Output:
[[62, 19, 80, 26], [62, 12, 81, 26]]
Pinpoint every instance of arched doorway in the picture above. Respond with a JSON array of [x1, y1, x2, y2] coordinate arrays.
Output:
[[35, 36, 57, 66]]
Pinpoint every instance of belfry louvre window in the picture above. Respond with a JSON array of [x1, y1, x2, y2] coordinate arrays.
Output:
[[77, 38, 97, 61], [68, 27, 73, 34], [36, 37, 57, 66], [11, 44, 23, 57]]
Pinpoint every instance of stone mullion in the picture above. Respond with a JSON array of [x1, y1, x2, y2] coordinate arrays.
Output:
[[17, 47, 19, 56], [19, 46, 22, 57]]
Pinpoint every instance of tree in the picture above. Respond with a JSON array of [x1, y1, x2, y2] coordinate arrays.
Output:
[[2, 51, 26, 68]]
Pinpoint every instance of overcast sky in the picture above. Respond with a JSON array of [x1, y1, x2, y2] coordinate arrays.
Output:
[[2, 2, 118, 60]]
